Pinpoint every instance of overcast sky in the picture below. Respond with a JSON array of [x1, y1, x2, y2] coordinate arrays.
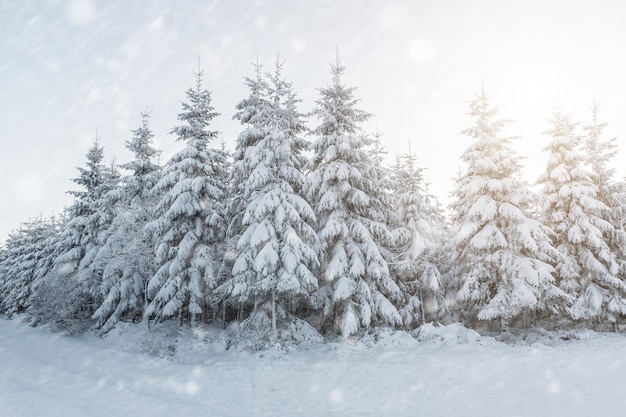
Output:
[[2, 0, 626, 241]]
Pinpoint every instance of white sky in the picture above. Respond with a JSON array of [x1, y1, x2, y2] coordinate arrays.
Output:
[[2, 0, 626, 241]]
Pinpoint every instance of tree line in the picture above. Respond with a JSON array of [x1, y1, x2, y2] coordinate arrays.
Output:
[[1, 56, 624, 341]]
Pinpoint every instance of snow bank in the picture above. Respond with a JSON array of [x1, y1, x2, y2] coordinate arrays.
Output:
[[414, 322, 483, 344], [2, 318, 626, 416]]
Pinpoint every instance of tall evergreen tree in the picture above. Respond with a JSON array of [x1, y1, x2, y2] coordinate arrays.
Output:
[[0, 243, 6, 302], [582, 102, 626, 310], [0, 217, 58, 316], [93, 112, 162, 332], [366, 129, 398, 273], [583, 101, 618, 190], [52, 138, 116, 323], [145, 68, 229, 326], [219, 60, 269, 304], [217, 58, 318, 337], [390, 145, 447, 327], [0, 226, 32, 315], [54, 139, 107, 273], [308, 57, 401, 337], [26, 214, 65, 326], [451, 89, 566, 329], [77, 156, 120, 285], [538, 108, 624, 325]]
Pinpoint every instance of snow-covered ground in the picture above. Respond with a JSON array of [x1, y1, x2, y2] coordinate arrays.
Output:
[[1, 318, 625, 417]]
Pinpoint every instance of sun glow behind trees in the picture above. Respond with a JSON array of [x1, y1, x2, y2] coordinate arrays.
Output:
[[4, 1, 626, 244]]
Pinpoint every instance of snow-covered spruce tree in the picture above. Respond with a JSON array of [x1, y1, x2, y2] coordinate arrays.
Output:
[[50, 138, 117, 329], [93, 112, 162, 332], [308, 58, 401, 337], [583, 101, 618, 191], [76, 157, 120, 288], [367, 129, 400, 263], [582, 102, 626, 329], [0, 226, 31, 315], [145, 68, 229, 326], [539, 108, 625, 326], [217, 60, 269, 319], [54, 139, 107, 274], [0, 217, 58, 316], [24, 215, 65, 326], [390, 145, 447, 328], [450, 89, 566, 330], [0, 244, 6, 296], [217, 58, 318, 339]]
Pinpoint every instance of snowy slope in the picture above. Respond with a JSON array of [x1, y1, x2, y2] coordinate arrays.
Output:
[[1, 318, 625, 417]]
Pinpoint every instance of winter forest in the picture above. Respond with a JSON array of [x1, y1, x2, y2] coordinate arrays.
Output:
[[2, 55, 626, 346]]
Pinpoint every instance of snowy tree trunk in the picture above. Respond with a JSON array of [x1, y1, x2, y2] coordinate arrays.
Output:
[[271, 290, 277, 339], [419, 289, 426, 326], [500, 317, 509, 334]]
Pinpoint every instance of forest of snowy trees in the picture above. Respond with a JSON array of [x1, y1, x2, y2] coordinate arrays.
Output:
[[2, 57, 626, 343]]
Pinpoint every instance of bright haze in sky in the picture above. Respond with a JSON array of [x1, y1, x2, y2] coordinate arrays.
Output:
[[1, 0, 626, 241]]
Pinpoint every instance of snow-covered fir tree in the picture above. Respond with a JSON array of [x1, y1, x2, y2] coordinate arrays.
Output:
[[51, 138, 117, 322], [0, 217, 58, 316], [390, 145, 447, 327], [583, 101, 618, 190], [308, 57, 401, 337], [0, 245, 6, 297], [451, 89, 566, 329], [366, 128, 399, 270], [145, 68, 229, 326], [539, 108, 626, 325], [0, 226, 33, 315], [76, 157, 120, 288], [54, 139, 107, 274], [217, 58, 318, 337], [93, 112, 161, 332], [218, 60, 269, 307], [23, 215, 65, 326], [582, 102, 626, 324]]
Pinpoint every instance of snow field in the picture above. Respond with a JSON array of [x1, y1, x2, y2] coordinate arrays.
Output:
[[1, 319, 625, 416]]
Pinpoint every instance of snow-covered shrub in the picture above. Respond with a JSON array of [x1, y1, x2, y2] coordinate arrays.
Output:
[[226, 307, 323, 351], [415, 322, 482, 344], [28, 270, 93, 334], [138, 331, 177, 358], [280, 317, 324, 345], [359, 327, 419, 348]]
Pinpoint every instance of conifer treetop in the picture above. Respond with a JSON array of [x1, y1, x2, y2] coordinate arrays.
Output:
[[171, 68, 220, 148]]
